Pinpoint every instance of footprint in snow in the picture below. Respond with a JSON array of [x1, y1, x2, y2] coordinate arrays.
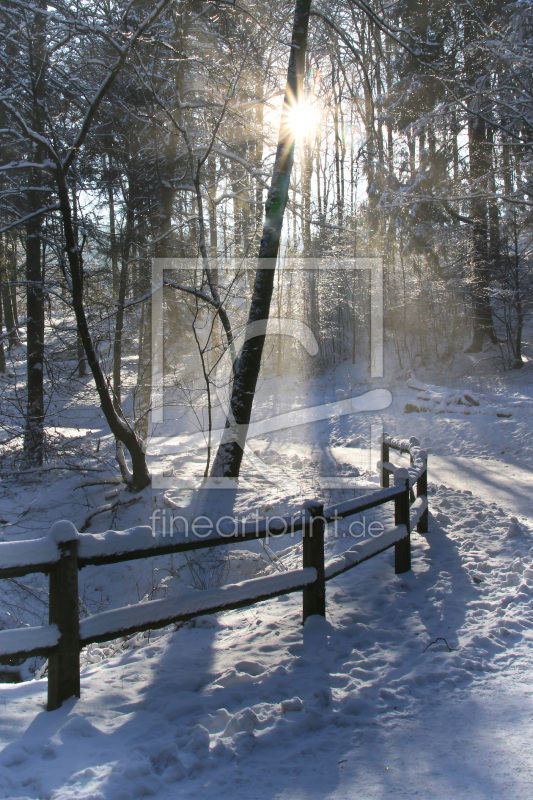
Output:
[[233, 660, 266, 676], [204, 707, 232, 733], [185, 724, 210, 757], [280, 697, 304, 713], [501, 572, 521, 587], [149, 745, 185, 777], [223, 708, 259, 736], [214, 661, 266, 687], [507, 517, 524, 538], [522, 569, 533, 584]]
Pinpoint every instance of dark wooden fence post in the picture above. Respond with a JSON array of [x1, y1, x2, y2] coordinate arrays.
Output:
[[394, 469, 411, 574], [302, 503, 325, 623], [416, 450, 429, 533], [47, 521, 80, 711], [381, 433, 390, 488]]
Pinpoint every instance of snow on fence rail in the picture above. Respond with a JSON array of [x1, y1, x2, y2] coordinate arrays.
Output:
[[0, 433, 428, 711]]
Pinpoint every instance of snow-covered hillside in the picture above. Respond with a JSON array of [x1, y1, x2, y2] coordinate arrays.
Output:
[[0, 345, 532, 800]]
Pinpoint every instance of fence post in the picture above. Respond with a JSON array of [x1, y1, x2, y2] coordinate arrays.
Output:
[[394, 469, 411, 574], [408, 437, 419, 502], [416, 450, 429, 533], [408, 437, 419, 461], [47, 521, 80, 711], [381, 433, 390, 488], [302, 503, 325, 623]]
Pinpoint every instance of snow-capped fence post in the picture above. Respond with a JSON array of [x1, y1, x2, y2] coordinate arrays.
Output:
[[416, 450, 429, 533], [47, 521, 80, 711], [394, 470, 411, 574], [380, 434, 390, 488], [302, 503, 326, 622], [408, 437, 419, 503]]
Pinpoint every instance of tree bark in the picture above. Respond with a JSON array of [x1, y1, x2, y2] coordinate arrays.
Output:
[[71, 186, 87, 377], [465, 111, 498, 352], [0, 235, 19, 349], [210, 0, 313, 479], [112, 189, 135, 411], [464, 11, 498, 352], [23, 0, 47, 465], [56, 169, 150, 490], [0, 264, 5, 373]]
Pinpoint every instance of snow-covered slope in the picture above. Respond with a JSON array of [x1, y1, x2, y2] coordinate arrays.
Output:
[[0, 480, 532, 800], [1, 346, 532, 799]]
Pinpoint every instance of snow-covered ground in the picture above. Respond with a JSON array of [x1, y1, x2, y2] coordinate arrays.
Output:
[[0, 341, 532, 799]]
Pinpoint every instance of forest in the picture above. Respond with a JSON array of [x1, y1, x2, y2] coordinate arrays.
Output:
[[0, 0, 532, 488], [1, 3, 533, 797]]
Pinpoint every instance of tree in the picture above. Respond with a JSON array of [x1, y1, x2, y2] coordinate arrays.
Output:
[[1, 0, 174, 486], [210, 0, 313, 479]]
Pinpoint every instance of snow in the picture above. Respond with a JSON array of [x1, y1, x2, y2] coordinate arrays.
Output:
[[77, 526, 155, 561], [0, 535, 59, 574], [324, 523, 408, 579], [0, 624, 59, 658], [323, 484, 401, 520], [80, 568, 317, 644], [409, 495, 428, 527], [49, 520, 77, 544], [76, 513, 312, 563], [2, 477, 533, 800], [429, 455, 532, 518], [1, 344, 533, 799], [149, 388, 393, 456], [356, 454, 426, 490]]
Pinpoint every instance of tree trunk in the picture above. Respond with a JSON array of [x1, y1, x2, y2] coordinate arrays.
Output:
[[106, 154, 120, 299], [0, 265, 5, 373], [56, 169, 150, 490], [210, 0, 313, 479], [71, 186, 87, 377], [465, 111, 497, 352], [23, 0, 47, 464], [113, 196, 135, 411], [464, 13, 498, 352], [24, 216, 45, 464], [0, 235, 19, 349]]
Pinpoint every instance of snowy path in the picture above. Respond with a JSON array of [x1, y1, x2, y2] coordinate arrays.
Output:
[[2, 479, 533, 800], [429, 455, 532, 521], [333, 445, 532, 521], [1, 370, 532, 799]]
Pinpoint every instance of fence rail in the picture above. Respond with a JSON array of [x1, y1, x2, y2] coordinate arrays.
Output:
[[0, 433, 428, 710]]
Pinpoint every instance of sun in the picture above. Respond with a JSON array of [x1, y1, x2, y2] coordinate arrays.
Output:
[[287, 101, 318, 141]]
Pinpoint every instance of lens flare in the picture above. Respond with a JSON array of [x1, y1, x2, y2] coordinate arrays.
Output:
[[287, 102, 318, 141]]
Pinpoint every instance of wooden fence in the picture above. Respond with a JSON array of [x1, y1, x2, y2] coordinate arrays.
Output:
[[0, 434, 428, 711]]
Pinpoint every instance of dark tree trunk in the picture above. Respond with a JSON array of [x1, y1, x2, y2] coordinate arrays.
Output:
[[0, 235, 19, 349], [113, 196, 135, 411], [24, 216, 45, 464], [465, 112, 498, 352], [23, 0, 47, 464], [0, 265, 5, 373], [7, 237, 18, 334], [210, 0, 313, 479], [464, 12, 498, 353], [71, 186, 87, 377], [106, 154, 120, 299], [56, 169, 150, 490]]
